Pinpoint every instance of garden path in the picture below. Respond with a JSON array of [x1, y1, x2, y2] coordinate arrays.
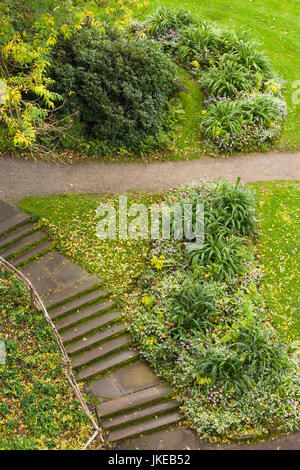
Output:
[[0, 152, 299, 203]]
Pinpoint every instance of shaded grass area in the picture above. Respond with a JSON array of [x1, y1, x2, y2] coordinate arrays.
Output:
[[140, 0, 300, 150], [20, 180, 299, 342], [19, 192, 168, 298], [250, 180, 300, 342], [0, 271, 98, 450]]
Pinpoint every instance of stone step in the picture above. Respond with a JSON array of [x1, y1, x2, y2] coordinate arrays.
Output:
[[76, 349, 139, 382], [66, 322, 130, 356], [102, 400, 178, 430], [107, 411, 181, 443], [0, 230, 47, 258], [97, 383, 172, 419], [49, 288, 109, 320], [44, 279, 101, 310], [0, 212, 31, 236], [61, 311, 123, 344], [0, 222, 36, 249], [72, 334, 132, 369], [55, 299, 115, 331], [10, 241, 53, 267]]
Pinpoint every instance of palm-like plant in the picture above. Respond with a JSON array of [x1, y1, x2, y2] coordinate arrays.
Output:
[[201, 99, 244, 138], [200, 58, 256, 97], [169, 283, 216, 333]]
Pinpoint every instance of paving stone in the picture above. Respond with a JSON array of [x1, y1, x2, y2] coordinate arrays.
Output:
[[103, 400, 178, 430], [76, 349, 139, 382], [0, 222, 35, 248], [0, 200, 18, 223], [112, 361, 162, 395], [97, 383, 172, 418], [49, 288, 109, 319], [11, 241, 53, 266], [0, 230, 46, 258], [107, 411, 181, 443], [66, 322, 130, 356], [72, 334, 132, 369], [85, 376, 122, 402], [55, 299, 115, 331], [0, 212, 31, 236], [61, 311, 123, 344]]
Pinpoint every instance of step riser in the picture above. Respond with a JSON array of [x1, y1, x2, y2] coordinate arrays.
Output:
[[49, 289, 110, 320], [103, 402, 179, 431], [1, 232, 47, 259], [107, 413, 182, 443], [11, 241, 53, 267], [0, 224, 36, 249], [67, 324, 130, 357], [56, 302, 116, 333], [77, 351, 139, 383], [62, 314, 123, 345], [72, 335, 132, 370], [46, 282, 103, 310]]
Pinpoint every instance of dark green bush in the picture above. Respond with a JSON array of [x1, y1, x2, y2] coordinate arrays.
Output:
[[49, 26, 179, 152]]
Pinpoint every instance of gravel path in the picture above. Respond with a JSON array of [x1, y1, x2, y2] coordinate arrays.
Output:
[[0, 151, 299, 202]]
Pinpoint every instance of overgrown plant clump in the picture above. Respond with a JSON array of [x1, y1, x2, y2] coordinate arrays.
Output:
[[135, 7, 287, 154], [128, 180, 300, 440]]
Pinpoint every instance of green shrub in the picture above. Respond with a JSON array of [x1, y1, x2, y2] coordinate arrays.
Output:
[[175, 25, 222, 67], [200, 58, 258, 98], [49, 26, 179, 152], [188, 232, 252, 280], [213, 179, 257, 235], [169, 283, 216, 333], [147, 6, 198, 36]]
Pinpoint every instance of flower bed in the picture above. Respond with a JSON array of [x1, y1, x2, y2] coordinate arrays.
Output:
[[127, 180, 299, 440]]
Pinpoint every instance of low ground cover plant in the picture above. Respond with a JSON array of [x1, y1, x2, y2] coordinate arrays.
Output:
[[0, 271, 97, 450]]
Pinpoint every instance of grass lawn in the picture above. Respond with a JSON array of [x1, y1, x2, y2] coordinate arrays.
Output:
[[135, 0, 300, 151], [250, 180, 300, 342], [0, 271, 97, 450], [19, 180, 300, 343]]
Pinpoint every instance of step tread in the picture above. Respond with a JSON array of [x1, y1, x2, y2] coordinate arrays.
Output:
[[97, 383, 172, 418], [102, 400, 178, 430], [43, 279, 101, 309], [55, 299, 115, 331], [0, 230, 46, 258], [0, 212, 31, 236], [66, 322, 130, 355], [50, 288, 109, 319], [72, 334, 132, 369], [107, 411, 181, 442], [0, 223, 36, 248], [11, 241, 53, 267], [76, 349, 139, 381], [61, 310, 123, 344]]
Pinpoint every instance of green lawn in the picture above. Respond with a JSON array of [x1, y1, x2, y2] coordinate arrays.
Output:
[[136, 0, 300, 151], [20, 180, 300, 342], [250, 180, 300, 342]]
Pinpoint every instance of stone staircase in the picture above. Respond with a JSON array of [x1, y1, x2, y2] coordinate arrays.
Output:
[[0, 201, 181, 444]]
